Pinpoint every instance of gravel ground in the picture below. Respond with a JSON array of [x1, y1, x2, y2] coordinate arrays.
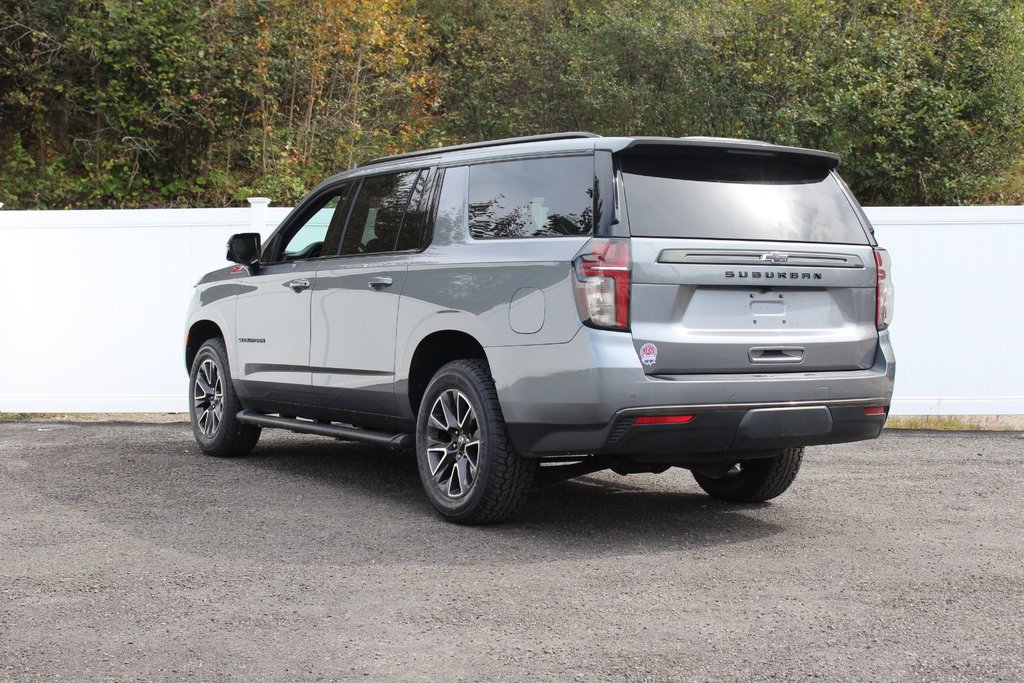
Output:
[[1, 421, 1022, 682]]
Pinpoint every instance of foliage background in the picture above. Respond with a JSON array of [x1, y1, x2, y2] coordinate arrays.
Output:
[[1, 0, 1022, 208]]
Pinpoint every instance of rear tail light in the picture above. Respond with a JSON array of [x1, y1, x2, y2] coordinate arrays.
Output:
[[572, 238, 631, 331], [875, 248, 894, 330], [863, 406, 888, 416]]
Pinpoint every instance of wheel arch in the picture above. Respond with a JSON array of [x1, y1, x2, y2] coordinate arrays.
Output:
[[407, 330, 488, 416], [186, 320, 225, 371]]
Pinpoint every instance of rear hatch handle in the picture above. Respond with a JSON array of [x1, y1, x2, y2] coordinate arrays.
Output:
[[748, 346, 805, 364]]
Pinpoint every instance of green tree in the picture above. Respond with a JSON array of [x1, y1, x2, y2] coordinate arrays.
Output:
[[2, 0, 1022, 207], [0, 0, 440, 208], [420, 0, 1024, 205]]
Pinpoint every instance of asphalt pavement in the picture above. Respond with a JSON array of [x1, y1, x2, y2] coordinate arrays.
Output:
[[1, 420, 1022, 681]]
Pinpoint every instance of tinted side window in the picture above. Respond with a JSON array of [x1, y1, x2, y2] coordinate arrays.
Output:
[[395, 168, 437, 252], [341, 171, 419, 255], [272, 184, 352, 262], [468, 156, 594, 239]]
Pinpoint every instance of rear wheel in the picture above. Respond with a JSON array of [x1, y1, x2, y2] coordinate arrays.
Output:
[[415, 360, 535, 524], [692, 447, 803, 502], [189, 338, 260, 457]]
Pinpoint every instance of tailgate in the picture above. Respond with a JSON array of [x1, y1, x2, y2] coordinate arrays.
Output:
[[619, 145, 878, 375], [629, 239, 878, 374]]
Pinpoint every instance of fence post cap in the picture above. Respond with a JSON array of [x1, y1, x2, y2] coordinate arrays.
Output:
[[247, 197, 271, 207]]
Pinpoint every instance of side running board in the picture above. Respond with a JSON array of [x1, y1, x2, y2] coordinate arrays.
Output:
[[236, 410, 414, 449]]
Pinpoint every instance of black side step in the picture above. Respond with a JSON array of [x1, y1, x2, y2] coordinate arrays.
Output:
[[236, 410, 414, 449]]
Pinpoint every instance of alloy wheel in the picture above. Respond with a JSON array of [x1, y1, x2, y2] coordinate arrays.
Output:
[[193, 357, 224, 438], [425, 389, 481, 499]]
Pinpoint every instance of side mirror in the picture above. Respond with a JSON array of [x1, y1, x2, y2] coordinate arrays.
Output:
[[226, 233, 261, 270]]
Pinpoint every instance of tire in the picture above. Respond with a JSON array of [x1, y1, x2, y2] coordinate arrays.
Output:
[[188, 338, 260, 458], [415, 359, 535, 524], [692, 447, 804, 503]]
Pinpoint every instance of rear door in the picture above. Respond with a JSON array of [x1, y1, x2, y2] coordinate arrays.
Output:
[[308, 168, 432, 417], [619, 146, 878, 375]]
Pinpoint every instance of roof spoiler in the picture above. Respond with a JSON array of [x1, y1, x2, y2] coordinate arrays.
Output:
[[620, 137, 841, 169]]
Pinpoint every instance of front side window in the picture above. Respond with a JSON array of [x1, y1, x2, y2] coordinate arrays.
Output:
[[468, 156, 594, 239], [341, 170, 420, 255], [273, 184, 352, 262]]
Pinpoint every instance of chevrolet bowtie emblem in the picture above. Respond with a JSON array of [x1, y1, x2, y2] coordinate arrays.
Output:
[[760, 252, 789, 264]]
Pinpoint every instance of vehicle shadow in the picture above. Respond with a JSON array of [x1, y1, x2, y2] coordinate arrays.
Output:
[[238, 434, 788, 565]]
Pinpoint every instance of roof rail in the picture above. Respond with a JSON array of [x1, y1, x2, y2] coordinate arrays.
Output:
[[358, 132, 601, 168]]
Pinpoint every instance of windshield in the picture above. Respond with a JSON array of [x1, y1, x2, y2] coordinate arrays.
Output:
[[620, 151, 870, 244]]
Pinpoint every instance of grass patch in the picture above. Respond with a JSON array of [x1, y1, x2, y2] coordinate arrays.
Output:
[[885, 415, 1023, 431], [0, 412, 188, 423], [2, 412, 66, 420]]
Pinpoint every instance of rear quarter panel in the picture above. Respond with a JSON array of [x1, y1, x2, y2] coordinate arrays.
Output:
[[395, 165, 589, 415]]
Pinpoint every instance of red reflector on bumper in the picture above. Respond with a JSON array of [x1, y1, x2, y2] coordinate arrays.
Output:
[[863, 406, 887, 415], [634, 415, 695, 425]]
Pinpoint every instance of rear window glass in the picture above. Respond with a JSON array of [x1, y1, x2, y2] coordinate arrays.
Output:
[[620, 152, 869, 244], [468, 156, 594, 239]]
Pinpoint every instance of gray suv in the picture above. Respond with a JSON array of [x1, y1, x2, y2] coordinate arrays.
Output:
[[185, 132, 895, 524]]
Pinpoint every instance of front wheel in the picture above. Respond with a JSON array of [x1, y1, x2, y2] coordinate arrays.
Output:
[[188, 338, 260, 458], [415, 360, 535, 524], [692, 447, 804, 503]]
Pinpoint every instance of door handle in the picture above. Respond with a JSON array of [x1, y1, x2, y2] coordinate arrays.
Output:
[[368, 277, 393, 290], [287, 278, 311, 292]]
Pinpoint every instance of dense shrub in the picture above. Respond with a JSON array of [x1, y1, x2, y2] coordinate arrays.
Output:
[[1, 0, 1021, 208]]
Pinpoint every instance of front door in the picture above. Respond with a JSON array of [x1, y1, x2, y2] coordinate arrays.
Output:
[[234, 184, 353, 407]]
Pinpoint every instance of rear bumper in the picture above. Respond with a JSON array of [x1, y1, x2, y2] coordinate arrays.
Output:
[[506, 400, 887, 461], [488, 327, 895, 458]]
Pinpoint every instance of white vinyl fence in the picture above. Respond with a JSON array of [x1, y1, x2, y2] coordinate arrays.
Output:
[[869, 207, 1024, 414], [0, 199, 289, 412], [1, 202, 1022, 414]]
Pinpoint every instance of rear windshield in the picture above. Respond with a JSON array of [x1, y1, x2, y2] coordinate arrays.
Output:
[[620, 151, 869, 244]]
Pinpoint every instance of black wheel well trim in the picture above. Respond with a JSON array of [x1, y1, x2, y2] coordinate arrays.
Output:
[[407, 330, 488, 416], [186, 320, 225, 371]]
